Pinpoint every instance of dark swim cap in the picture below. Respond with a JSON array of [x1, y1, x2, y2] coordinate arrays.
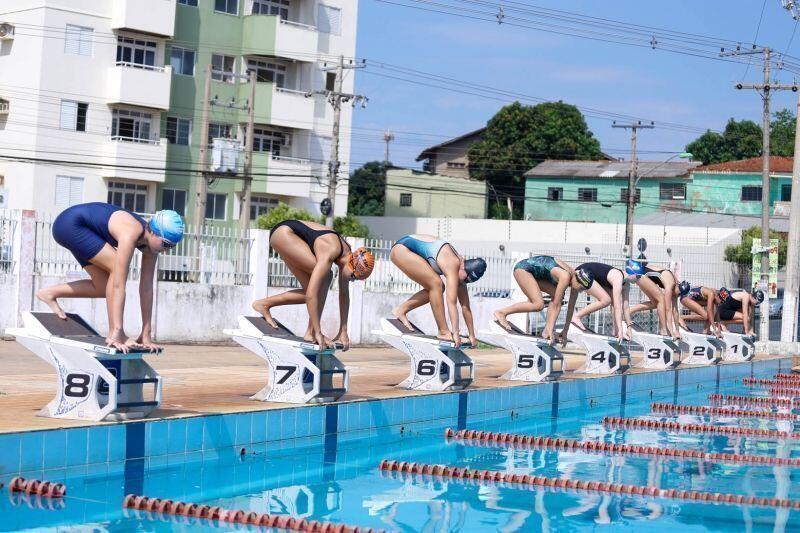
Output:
[[678, 280, 691, 298], [464, 258, 487, 283], [751, 288, 764, 304], [575, 268, 594, 289]]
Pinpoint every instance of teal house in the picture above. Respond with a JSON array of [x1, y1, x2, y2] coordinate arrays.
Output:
[[523, 157, 794, 223]]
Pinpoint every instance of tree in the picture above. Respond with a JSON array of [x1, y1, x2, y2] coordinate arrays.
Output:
[[467, 101, 602, 218], [771, 108, 796, 157], [333, 214, 370, 237], [348, 161, 386, 216], [724, 226, 787, 267], [255, 202, 319, 230]]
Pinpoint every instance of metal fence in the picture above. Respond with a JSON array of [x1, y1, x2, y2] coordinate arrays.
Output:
[[33, 213, 252, 286], [0, 210, 17, 275]]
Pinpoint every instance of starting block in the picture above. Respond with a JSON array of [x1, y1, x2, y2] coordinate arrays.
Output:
[[720, 331, 756, 362], [679, 327, 723, 365], [5, 312, 162, 421], [629, 324, 681, 369], [224, 316, 348, 404], [373, 318, 473, 391], [478, 321, 563, 382], [568, 327, 630, 374]]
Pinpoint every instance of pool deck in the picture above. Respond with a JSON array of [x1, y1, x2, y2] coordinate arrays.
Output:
[[0, 340, 792, 434]]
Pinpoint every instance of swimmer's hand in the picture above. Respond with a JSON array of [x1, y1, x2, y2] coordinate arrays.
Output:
[[541, 328, 554, 342], [334, 329, 350, 351], [106, 330, 130, 354], [555, 330, 568, 347], [468, 334, 477, 348], [136, 333, 161, 353]]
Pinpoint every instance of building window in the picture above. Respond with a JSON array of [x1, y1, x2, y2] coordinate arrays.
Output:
[[60, 101, 88, 132], [446, 161, 466, 169], [166, 117, 192, 145], [250, 196, 278, 220], [741, 185, 762, 202], [111, 109, 153, 142], [170, 46, 196, 76], [211, 54, 235, 82], [178, 0, 198, 5], [578, 188, 597, 202], [55, 176, 84, 209], [246, 59, 286, 86], [659, 182, 686, 200], [64, 24, 93, 56], [547, 187, 563, 201], [116, 36, 157, 68], [620, 187, 641, 204], [162, 188, 187, 216], [782, 183, 792, 201], [400, 193, 412, 207], [253, 127, 289, 156], [108, 181, 147, 213], [318, 5, 342, 35], [215, 0, 239, 15], [208, 123, 233, 147], [206, 193, 227, 220], [252, 0, 290, 18]]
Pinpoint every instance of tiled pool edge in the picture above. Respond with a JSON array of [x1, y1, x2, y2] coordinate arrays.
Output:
[[0, 357, 790, 480]]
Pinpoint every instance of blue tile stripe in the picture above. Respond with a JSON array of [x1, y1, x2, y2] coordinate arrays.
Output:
[[322, 404, 338, 481], [457, 392, 468, 430], [123, 422, 145, 496]]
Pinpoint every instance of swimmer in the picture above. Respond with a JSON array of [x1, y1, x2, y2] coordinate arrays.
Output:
[[390, 234, 486, 347], [628, 261, 680, 338], [35, 202, 184, 353], [251, 219, 374, 351], [570, 261, 635, 342], [677, 283, 722, 336], [716, 287, 762, 336], [493, 255, 587, 344]]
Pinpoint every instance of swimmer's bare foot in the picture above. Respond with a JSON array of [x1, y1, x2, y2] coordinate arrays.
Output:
[[36, 288, 67, 319], [251, 300, 277, 328], [570, 317, 587, 332], [392, 307, 413, 331], [493, 310, 511, 331]]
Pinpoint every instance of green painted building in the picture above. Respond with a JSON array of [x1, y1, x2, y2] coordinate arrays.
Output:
[[384, 168, 487, 218], [523, 157, 793, 223]]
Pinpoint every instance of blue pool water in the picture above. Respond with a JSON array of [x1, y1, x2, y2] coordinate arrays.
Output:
[[2, 359, 799, 532]]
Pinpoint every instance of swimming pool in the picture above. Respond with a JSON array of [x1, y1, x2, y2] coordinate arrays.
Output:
[[1, 357, 797, 532]]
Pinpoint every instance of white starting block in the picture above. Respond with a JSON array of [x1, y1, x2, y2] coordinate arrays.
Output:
[[679, 327, 723, 365], [629, 324, 681, 369], [568, 327, 630, 374], [373, 318, 474, 391], [720, 331, 756, 362], [478, 321, 563, 382], [5, 312, 162, 421], [224, 316, 348, 404]]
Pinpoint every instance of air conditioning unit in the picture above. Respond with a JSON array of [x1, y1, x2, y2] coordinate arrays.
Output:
[[0, 23, 15, 40]]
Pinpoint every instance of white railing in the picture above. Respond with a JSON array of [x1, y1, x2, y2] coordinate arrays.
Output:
[[115, 61, 166, 72], [0, 210, 17, 275], [271, 154, 311, 165], [110, 135, 162, 145], [34, 213, 252, 286], [275, 86, 311, 97], [279, 18, 317, 31]]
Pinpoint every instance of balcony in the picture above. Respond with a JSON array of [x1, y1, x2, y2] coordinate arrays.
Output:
[[0, 99, 8, 117], [247, 153, 312, 197], [111, 0, 176, 38], [242, 15, 318, 62], [107, 64, 172, 111], [103, 137, 168, 183], [247, 83, 314, 130]]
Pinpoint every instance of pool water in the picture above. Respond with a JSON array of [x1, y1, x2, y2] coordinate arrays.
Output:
[[3, 364, 800, 532]]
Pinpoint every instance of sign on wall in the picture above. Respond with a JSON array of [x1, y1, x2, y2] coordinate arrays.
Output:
[[751, 238, 779, 298]]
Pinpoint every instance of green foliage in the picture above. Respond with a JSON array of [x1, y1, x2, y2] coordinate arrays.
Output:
[[255, 202, 319, 230], [348, 161, 386, 216], [468, 101, 602, 217], [771, 108, 796, 157], [333, 214, 370, 237], [723, 226, 787, 267], [488, 201, 523, 220]]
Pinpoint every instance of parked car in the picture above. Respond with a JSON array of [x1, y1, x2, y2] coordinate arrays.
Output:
[[754, 289, 783, 318]]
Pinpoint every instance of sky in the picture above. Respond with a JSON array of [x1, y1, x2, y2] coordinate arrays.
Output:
[[348, 0, 800, 169]]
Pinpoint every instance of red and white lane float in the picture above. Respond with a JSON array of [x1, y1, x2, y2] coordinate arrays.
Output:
[[744, 377, 800, 388], [649, 402, 799, 421], [773, 373, 800, 383], [377, 460, 800, 509], [602, 416, 800, 439], [709, 393, 797, 409], [8, 477, 66, 498], [123, 495, 382, 532], [443, 428, 800, 466]]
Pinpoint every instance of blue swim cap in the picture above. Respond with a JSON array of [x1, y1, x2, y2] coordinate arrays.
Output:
[[149, 210, 184, 247], [678, 280, 691, 298], [464, 258, 487, 283], [625, 259, 644, 278]]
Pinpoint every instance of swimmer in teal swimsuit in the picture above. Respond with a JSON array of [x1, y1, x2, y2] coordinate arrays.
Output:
[[493, 255, 586, 343], [391, 234, 487, 347]]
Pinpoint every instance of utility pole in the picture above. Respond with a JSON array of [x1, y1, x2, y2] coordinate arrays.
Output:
[[319, 56, 368, 227], [383, 129, 395, 164], [239, 70, 256, 231], [612, 120, 654, 258], [192, 64, 213, 281]]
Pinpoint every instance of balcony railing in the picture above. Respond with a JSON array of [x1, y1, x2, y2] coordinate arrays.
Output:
[[279, 18, 316, 31], [115, 61, 166, 72], [271, 154, 311, 165], [110, 134, 162, 145]]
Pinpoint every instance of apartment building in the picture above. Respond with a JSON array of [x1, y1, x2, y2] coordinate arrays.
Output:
[[0, 0, 357, 224]]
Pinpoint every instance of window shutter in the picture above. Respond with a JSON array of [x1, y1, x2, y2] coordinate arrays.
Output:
[[64, 25, 80, 55], [79, 27, 93, 56], [69, 177, 84, 206], [60, 101, 77, 130], [55, 176, 70, 208], [318, 5, 341, 35]]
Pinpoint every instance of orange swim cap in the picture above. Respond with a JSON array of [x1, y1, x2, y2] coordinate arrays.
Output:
[[349, 247, 375, 280]]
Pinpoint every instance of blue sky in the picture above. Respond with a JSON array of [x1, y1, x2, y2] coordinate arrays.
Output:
[[349, 0, 800, 168]]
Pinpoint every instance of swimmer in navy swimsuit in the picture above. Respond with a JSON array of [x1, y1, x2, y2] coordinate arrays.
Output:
[[716, 287, 762, 336], [252, 219, 375, 350], [628, 262, 681, 338], [36, 202, 184, 353], [570, 262, 635, 341], [390, 234, 486, 347], [493, 256, 587, 343], [677, 284, 722, 335]]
